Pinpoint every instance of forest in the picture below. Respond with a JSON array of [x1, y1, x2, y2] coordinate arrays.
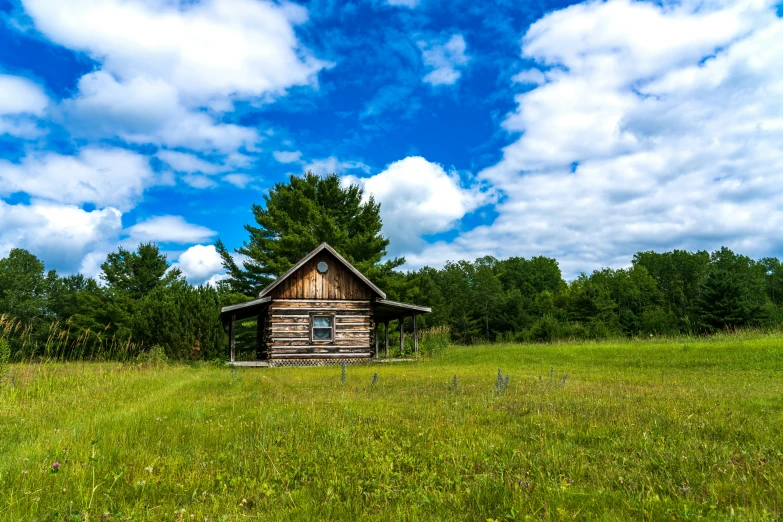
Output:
[[2, 173, 782, 360]]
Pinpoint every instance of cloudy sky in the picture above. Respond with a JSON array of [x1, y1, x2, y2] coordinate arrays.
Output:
[[1, 0, 783, 284]]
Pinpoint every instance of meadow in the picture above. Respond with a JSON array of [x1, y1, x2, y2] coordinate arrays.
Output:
[[1, 335, 782, 521]]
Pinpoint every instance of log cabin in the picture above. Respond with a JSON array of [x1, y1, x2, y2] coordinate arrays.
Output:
[[220, 243, 431, 363]]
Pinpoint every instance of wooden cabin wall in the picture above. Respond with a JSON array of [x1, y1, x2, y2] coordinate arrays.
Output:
[[261, 300, 374, 359], [270, 251, 373, 300]]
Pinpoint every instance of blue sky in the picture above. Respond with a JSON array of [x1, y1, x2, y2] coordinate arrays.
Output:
[[1, 0, 783, 284]]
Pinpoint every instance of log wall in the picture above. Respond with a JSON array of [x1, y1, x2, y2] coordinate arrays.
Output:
[[260, 299, 373, 360]]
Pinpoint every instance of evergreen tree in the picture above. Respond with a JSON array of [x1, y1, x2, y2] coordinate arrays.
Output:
[[101, 243, 182, 300], [216, 172, 403, 295], [696, 247, 769, 331], [132, 283, 226, 360]]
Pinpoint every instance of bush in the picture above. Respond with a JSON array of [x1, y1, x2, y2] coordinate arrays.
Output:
[[528, 315, 561, 342], [136, 345, 169, 367], [417, 326, 451, 356]]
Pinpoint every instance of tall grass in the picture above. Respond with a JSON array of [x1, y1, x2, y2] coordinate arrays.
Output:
[[1, 337, 781, 520], [0, 314, 143, 363]]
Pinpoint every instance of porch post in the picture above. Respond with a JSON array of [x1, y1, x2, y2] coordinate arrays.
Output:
[[384, 321, 389, 358], [229, 313, 236, 363], [413, 314, 418, 355], [399, 317, 404, 356], [374, 322, 379, 358]]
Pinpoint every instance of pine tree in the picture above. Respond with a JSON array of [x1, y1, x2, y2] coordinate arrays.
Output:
[[216, 172, 403, 295], [101, 243, 182, 300]]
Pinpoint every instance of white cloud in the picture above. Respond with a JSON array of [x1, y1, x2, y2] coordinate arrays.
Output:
[[158, 150, 224, 175], [223, 173, 252, 188], [21, 0, 327, 153], [0, 200, 122, 272], [273, 150, 303, 164], [126, 215, 216, 244], [0, 148, 155, 211], [0, 74, 47, 115], [427, 0, 783, 278], [386, 0, 420, 7], [182, 175, 218, 189], [21, 0, 326, 103], [63, 71, 258, 153], [345, 156, 487, 252], [0, 74, 49, 137], [173, 244, 225, 284], [419, 34, 469, 86], [304, 156, 370, 176], [512, 69, 546, 86]]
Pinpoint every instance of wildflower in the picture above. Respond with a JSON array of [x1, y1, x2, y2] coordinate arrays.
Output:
[[451, 374, 457, 391], [341, 361, 347, 384], [51, 461, 61, 472], [371, 373, 378, 388], [145, 466, 153, 473], [678, 486, 690, 493]]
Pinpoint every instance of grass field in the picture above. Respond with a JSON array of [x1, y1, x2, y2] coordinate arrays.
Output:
[[1, 336, 782, 521]]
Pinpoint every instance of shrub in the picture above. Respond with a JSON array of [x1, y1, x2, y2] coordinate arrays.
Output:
[[418, 326, 451, 356], [136, 345, 169, 367]]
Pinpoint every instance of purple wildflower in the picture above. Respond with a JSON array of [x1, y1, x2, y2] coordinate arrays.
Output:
[[52, 462, 61, 471]]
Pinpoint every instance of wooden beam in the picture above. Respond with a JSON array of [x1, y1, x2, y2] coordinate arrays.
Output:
[[229, 313, 236, 363], [374, 322, 379, 358], [384, 321, 389, 358], [413, 314, 418, 355], [399, 317, 404, 356]]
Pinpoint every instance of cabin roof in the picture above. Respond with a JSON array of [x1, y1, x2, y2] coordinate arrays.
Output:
[[257, 242, 387, 300]]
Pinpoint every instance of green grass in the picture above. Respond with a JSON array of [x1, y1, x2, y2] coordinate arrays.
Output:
[[1, 336, 783, 521]]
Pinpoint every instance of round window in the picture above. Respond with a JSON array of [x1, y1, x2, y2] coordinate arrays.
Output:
[[317, 261, 329, 273]]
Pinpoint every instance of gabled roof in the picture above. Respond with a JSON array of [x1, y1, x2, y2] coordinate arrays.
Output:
[[257, 243, 387, 299]]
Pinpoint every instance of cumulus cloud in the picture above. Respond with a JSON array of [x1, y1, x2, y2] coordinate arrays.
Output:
[[273, 150, 303, 164], [126, 215, 216, 244], [173, 244, 225, 284], [223, 173, 252, 188], [0, 74, 49, 137], [158, 150, 225, 175], [63, 71, 258, 153], [0, 200, 122, 272], [419, 34, 469, 86], [22, 0, 327, 153], [0, 148, 155, 211], [345, 156, 487, 252], [305, 156, 370, 176], [441, 0, 783, 278], [21, 0, 325, 102]]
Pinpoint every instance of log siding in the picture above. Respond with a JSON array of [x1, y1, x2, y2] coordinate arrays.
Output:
[[260, 299, 374, 359]]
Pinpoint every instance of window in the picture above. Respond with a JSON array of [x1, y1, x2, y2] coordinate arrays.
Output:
[[311, 314, 333, 342]]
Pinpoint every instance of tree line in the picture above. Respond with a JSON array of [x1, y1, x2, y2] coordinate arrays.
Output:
[[2, 172, 782, 360]]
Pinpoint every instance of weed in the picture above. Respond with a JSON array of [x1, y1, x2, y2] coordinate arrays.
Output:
[[0, 338, 9, 380]]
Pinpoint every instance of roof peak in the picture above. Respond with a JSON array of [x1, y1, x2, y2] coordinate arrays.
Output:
[[257, 242, 386, 299]]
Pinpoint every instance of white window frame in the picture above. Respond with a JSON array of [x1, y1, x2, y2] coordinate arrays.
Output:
[[310, 313, 335, 343]]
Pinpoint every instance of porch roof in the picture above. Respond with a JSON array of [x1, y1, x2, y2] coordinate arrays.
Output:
[[220, 297, 271, 322], [373, 299, 431, 322]]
